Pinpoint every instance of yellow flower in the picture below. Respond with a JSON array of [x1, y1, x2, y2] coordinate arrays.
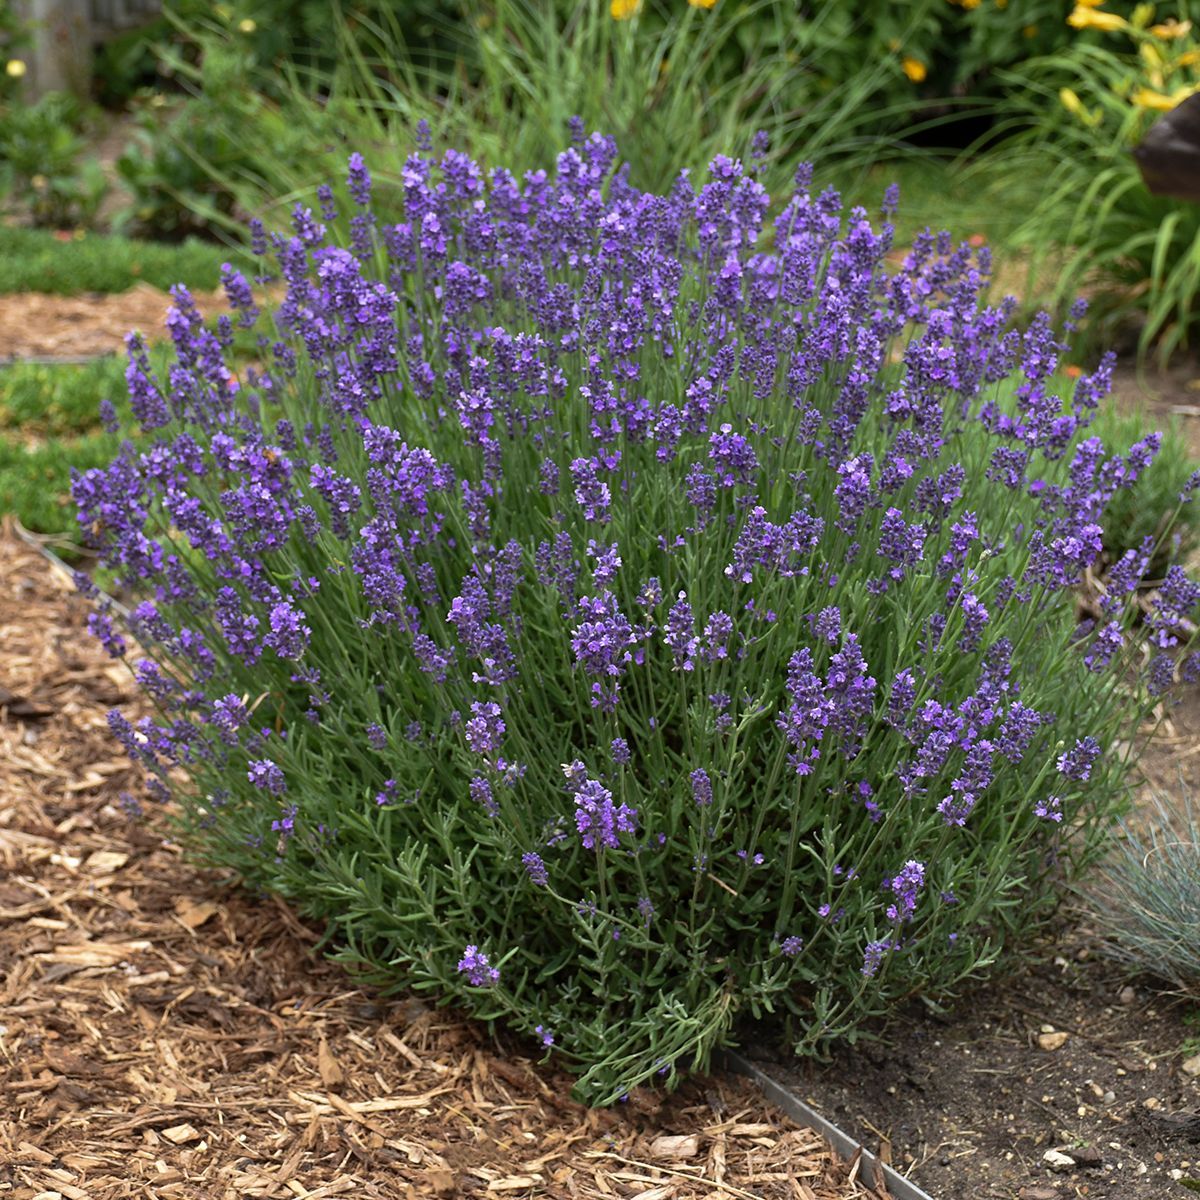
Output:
[[4, 58, 25, 78], [995, 0, 1008, 8], [1060, 87, 1103, 126], [1131, 3, 1155, 29], [960, 0, 982, 9], [1059, 87, 1086, 116], [1075, 0, 1107, 6], [901, 57, 927, 83], [611, 0, 641, 18], [1150, 18, 1193, 39], [238, 17, 257, 32], [1132, 86, 1178, 109], [1067, 6, 1128, 30], [1023, 23, 1039, 38], [687, 0, 718, 7]]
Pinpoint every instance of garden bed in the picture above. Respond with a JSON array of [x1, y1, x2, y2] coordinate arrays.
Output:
[[743, 914, 1200, 1200], [0, 526, 888, 1200]]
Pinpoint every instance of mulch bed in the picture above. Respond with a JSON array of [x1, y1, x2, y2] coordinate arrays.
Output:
[[0, 287, 228, 360], [0, 526, 888, 1200]]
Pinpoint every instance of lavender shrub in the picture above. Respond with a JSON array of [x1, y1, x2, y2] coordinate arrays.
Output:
[[75, 135, 1200, 1104]]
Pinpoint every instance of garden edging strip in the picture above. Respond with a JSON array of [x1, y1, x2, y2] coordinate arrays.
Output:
[[720, 1050, 938, 1200]]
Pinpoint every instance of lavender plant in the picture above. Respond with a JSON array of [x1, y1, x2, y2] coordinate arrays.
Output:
[[74, 133, 1200, 1104]]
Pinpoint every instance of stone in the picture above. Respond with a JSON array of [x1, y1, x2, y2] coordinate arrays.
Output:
[[1038, 1030, 1069, 1052]]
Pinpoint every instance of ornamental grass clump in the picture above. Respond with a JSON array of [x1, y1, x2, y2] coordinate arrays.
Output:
[[75, 133, 1200, 1104], [1087, 788, 1200, 992]]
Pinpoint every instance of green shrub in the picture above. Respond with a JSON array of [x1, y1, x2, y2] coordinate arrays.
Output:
[[121, 0, 932, 236], [0, 92, 108, 228], [1092, 405, 1200, 574], [75, 144, 1200, 1104]]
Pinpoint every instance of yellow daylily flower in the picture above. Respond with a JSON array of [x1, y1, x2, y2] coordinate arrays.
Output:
[[1131, 3, 1156, 28], [611, 0, 641, 18], [1059, 87, 1086, 117], [1150, 18, 1193, 39], [1067, 6, 1128, 30], [1060, 87, 1103, 126], [901, 57, 927, 83], [687, 0, 718, 7], [4, 58, 25, 78], [1075, 0, 1107, 7], [1132, 86, 1178, 109]]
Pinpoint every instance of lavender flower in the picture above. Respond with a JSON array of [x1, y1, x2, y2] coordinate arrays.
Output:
[[457, 945, 499, 987], [885, 860, 925, 922], [522, 852, 549, 886], [1034, 794, 1063, 823], [1057, 737, 1101, 783], [574, 778, 637, 850], [248, 760, 286, 795]]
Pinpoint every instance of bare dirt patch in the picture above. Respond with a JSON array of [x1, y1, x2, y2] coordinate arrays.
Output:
[[744, 917, 1200, 1200]]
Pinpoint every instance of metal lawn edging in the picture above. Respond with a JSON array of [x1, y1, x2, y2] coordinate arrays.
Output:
[[719, 1050, 938, 1200]]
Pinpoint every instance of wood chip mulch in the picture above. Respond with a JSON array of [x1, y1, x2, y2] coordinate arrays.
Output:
[[0, 526, 890, 1200], [0, 286, 229, 360]]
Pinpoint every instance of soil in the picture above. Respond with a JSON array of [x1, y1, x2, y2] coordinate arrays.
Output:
[[743, 920, 1200, 1200], [0, 526, 884, 1200]]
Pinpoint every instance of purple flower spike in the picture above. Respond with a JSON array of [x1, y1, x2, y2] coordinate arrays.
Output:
[[457, 944, 500, 987], [1057, 736, 1101, 782], [248, 760, 286, 795], [574, 778, 637, 850]]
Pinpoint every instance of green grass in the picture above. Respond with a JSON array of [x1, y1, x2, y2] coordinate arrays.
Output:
[[0, 433, 122, 541], [0, 225, 248, 295], [832, 155, 1044, 257], [0, 358, 136, 543], [0, 357, 127, 435]]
